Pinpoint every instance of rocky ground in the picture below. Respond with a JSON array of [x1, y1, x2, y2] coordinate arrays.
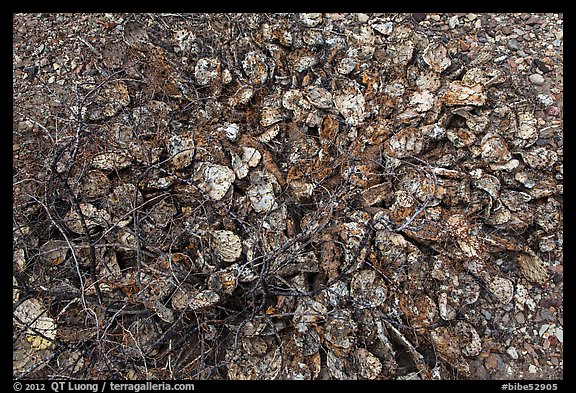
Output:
[[13, 13, 563, 380]]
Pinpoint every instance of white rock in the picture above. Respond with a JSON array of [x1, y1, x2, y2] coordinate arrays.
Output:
[[438, 292, 456, 320], [529, 73, 545, 85], [555, 327, 563, 343], [448, 15, 460, 29], [506, 346, 519, 360], [537, 93, 554, 106], [538, 324, 550, 337], [222, 68, 232, 84], [357, 13, 370, 23], [336, 57, 357, 75]]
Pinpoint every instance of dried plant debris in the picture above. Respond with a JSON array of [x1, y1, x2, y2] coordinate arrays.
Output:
[[14, 13, 562, 380]]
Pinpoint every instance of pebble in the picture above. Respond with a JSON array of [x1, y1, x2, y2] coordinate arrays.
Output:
[[525, 15, 540, 25], [412, 13, 426, 22], [550, 357, 559, 366], [501, 26, 513, 35], [528, 364, 538, 374], [506, 346, 519, 360], [534, 59, 551, 73], [554, 30, 563, 40], [524, 342, 537, 358], [448, 15, 459, 29], [529, 74, 545, 85], [538, 324, 550, 337], [507, 39, 520, 51], [357, 13, 369, 23], [555, 327, 563, 343]]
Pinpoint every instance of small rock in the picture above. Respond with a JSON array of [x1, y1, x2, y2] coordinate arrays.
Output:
[[525, 15, 540, 25], [412, 13, 426, 22], [538, 324, 550, 337], [513, 28, 525, 36], [539, 307, 555, 322], [555, 327, 563, 343], [507, 38, 520, 51], [501, 26, 513, 35], [357, 13, 369, 23], [506, 346, 519, 360], [515, 312, 525, 324], [537, 93, 554, 106], [534, 59, 551, 73], [554, 30, 563, 40], [448, 15, 459, 29], [550, 357, 559, 366], [528, 364, 538, 374], [529, 73, 545, 85]]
